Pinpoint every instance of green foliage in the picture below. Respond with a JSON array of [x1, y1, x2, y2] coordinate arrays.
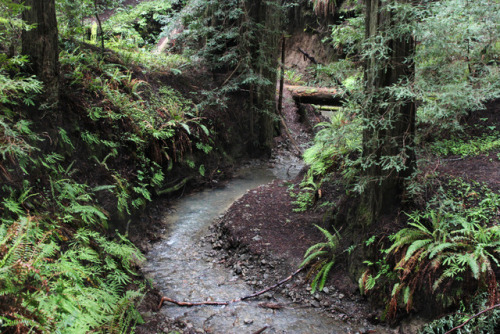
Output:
[[430, 132, 500, 157], [328, 15, 364, 57], [59, 45, 213, 212], [360, 179, 500, 320], [304, 110, 361, 176], [103, 0, 173, 48], [415, 0, 500, 133], [292, 109, 361, 211], [181, 0, 289, 111], [0, 215, 145, 333], [284, 69, 305, 85], [419, 292, 500, 334], [309, 59, 362, 88], [0, 109, 146, 332], [301, 224, 340, 293]]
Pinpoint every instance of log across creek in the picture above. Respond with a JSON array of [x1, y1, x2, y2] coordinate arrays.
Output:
[[287, 85, 344, 106]]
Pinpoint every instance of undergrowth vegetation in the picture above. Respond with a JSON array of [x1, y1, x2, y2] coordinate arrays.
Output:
[[361, 179, 500, 321], [296, 0, 500, 329], [0, 62, 147, 331], [0, 1, 216, 331]]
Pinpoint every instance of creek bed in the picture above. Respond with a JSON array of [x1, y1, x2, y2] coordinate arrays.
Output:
[[142, 163, 389, 334]]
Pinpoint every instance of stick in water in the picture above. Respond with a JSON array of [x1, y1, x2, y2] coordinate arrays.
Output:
[[158, 267, 304, 309]]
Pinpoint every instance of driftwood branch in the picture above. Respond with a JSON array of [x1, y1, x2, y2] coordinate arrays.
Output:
[[158, 297, 230, 308], [444, 303, 500, 334], [252, 326, 269, 334], [158, 267, 304, 309], [240, 267, 304, 301]]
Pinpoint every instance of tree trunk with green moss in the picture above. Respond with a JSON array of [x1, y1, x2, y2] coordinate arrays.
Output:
[[345, 0, 416, 278], [22, 0, 59, 106], [357, 0, 416, 226], [245, 0, 282, 155]]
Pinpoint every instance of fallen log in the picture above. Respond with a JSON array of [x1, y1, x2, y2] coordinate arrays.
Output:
[[287, 85, 343, 106], [312, 105, 342, 112]]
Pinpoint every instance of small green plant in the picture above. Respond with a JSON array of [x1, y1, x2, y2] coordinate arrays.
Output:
[[301, 225, 341, 293], [290, 172, 320, 212], [284, 69, 305, 85], [430, 133, 500, 157], [419, 292, 500, 334]]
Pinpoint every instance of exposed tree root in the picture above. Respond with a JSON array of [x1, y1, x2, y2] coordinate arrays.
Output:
[[158, 267, 304, 309]]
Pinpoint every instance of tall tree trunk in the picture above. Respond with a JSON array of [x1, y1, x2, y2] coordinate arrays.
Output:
[[22, 0, 59, 106], [343, 0, 416, 281], [356, 0, 416, 227], [245, 0, 282, 156]]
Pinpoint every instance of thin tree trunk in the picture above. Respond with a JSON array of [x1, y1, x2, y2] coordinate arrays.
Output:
[[278, 36, 286, 115], [94, 0, 105, 55], [22, 0, 59, 106]]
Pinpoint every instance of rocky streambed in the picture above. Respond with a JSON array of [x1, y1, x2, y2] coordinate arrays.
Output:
[[136, 162, 400, 334]]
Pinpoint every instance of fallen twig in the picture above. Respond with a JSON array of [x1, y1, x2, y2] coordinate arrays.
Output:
[[258, 302, 285, 310], [240, 267, 304, 301], [252, 325, 269, 334], [158, 267, 305, 309], [444, 303, 500, 334], [158, 297, 230, 308]]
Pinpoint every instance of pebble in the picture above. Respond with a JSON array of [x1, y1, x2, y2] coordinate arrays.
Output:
[[140, 311, 152, 318], [244, 318, 253, 325]]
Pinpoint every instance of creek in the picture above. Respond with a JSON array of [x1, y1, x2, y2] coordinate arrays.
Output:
[[142, 161, 390, 334]]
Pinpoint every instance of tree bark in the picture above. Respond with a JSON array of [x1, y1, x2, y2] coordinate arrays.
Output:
[[356, 0, 416, 227], [22, 0, 59, 106], [244, 0, 282, 156], [288, 85, 343, 105]]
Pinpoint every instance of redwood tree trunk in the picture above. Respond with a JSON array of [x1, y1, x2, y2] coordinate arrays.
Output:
[[358, 0, 416, 226], [245, 0, 281, 155], [22, 0, 59, 105]]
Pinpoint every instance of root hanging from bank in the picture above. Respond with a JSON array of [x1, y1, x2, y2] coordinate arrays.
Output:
[[158, 267, 304, 309]]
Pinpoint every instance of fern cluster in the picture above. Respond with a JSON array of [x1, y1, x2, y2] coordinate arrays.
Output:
[[360, 179, 500, 320], [292, 109, 362, 211], [59, 43, 212, 214], [0, 10, 212, 332], [301, 225, 341, 293]]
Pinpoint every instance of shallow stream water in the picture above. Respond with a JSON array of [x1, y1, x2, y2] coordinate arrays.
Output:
[[142, 162, 390, 334]]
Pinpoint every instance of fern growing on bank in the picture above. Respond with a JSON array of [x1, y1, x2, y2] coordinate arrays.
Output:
[[360, 179, 500, 320], [301, 225, 341, 293]]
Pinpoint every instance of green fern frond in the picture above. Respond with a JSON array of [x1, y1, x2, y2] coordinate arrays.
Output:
[[301, 250, 328, 267], [303, 242, 329, 258], [404, 238, 432, 261], [428, 242, 458, 259]]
